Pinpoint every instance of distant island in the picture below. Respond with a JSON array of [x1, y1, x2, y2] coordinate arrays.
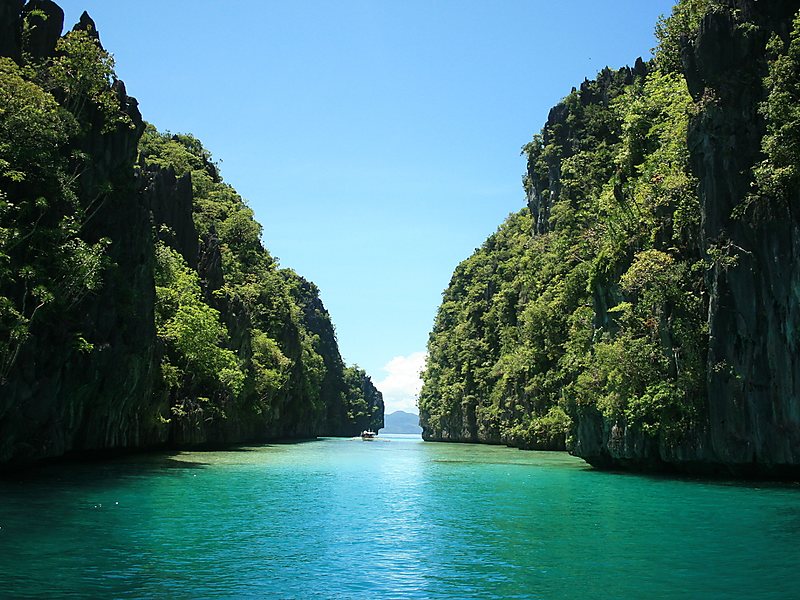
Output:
[[381, 411, 422, 434]]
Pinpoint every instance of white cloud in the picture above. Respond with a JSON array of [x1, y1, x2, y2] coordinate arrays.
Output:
[[375, 351, 426, 414]]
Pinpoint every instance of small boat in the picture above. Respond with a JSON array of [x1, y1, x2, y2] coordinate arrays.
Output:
[[361, 430, 377, 440]]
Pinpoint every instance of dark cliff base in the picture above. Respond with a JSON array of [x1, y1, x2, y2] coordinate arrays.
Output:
[[422, 434, 800, 480], [421, 432, 502, 446], [580, 1, 800, 476], [422, 432, 565, 452], [579, 452, 800, 481]]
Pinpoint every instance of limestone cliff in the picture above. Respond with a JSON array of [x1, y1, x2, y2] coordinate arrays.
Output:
[[0, 1, 161, 463], [576, 0, 800, 475], [0, 0, 383, 466], [687, 0, 800, 470], [420, 0, 800, 476]]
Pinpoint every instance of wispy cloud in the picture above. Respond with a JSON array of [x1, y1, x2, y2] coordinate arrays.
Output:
[[376, 351, 426, 414]]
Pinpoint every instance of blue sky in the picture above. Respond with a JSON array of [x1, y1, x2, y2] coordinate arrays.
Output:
[[59, 0, 675, 412]]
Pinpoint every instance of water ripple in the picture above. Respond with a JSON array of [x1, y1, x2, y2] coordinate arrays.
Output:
[[0, 435, 799, 598]]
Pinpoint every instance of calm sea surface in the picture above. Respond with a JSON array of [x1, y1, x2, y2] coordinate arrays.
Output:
[[1, 434, 799, 598]]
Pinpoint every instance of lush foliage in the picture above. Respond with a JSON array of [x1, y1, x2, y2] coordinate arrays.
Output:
[[49, 29, 131, 132], [421, 1, 800, 454], [0, 11, 382, 444], [0, 25, 128, 384], [343, 365, 384, 426], [420, 61, 708, 449], [155, 241, 244, 419], [654, 0, 721, 72], [753, 12, 800, 203], [141, 127, 381, 435]]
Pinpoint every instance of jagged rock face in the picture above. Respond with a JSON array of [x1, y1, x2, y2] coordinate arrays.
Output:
[[421, 413, 480, 444], [20, 0, 63, 60], [297, 279, 350, 436], [571, 406, 711, 473], [423, 67, 646, 452], [685, 1, 800, 473], [424, 3, 800, 476], [0, 1, 385, 466], [143, 164, 199, 269], [68, 82, 162, 455], [0, 3, 164, 464], [0, 0, 64, 61], [197, 228, 224, 296], [73, 10, 99, 41], [571, 1, 800, 476], [288, 276, 385, 437], [525, 63, 647, 237]]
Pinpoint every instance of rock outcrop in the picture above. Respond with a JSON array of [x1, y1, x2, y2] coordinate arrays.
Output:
[[0, 0, 24, 61], [526, 60, 649, 237], [143, 164, 198, 269]]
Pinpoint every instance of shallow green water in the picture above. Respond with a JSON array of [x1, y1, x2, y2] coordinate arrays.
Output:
[[1, 435, 799, 598]]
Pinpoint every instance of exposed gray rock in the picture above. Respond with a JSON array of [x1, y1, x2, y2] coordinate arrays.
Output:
[[0, 4, 165, 465], [685, 1, 800, 474], [0, 2, 385, 467], [143, 164, 199, 269], [72, 10, 99, 42]]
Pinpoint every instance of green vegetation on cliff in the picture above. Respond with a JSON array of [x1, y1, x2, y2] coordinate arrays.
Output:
[[420, 1, 800, 474], [139, 126, 385, 440], [0, 27, 117, 385], [420, 63, 704, 449], [754, 12, 800, 204], [0, 2, 382, 464]]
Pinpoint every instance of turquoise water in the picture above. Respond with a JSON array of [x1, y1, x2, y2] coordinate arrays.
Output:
[[1, 435, 799, 598]]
